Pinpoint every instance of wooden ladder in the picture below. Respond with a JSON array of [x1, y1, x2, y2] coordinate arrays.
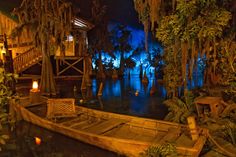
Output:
[[13, 47, 42, 74]]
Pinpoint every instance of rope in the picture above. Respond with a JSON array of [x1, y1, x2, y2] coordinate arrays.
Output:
[[208, 132, 236, 157]]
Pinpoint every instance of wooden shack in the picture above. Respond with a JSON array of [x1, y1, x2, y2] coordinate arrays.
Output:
[[194, 97, 226, 118], [0, 8, 93, 79]]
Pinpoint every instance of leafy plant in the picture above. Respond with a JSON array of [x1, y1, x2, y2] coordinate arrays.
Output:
[[134, 0, 234, 93], [221, 121, 236, 146], [163, 91, 196, 124], [140, 143, 177, 157], [0, 67, 17, 150]]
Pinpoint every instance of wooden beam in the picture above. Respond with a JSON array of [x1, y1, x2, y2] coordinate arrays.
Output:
[[58, 59, 83, 75]]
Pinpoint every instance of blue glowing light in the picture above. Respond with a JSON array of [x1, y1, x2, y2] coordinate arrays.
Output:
[[92, 23, 163, 75]]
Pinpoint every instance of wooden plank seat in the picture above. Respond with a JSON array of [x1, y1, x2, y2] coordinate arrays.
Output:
[[84, 119, 128, 135], [46, 98, 77, 120], [152, 127, 181, 145]]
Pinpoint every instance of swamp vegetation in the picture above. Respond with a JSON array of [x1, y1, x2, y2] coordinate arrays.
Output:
[[0, 0, 236, 156], [133, 0, 236, 156]]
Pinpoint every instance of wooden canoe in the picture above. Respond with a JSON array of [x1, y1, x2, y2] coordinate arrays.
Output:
[[11, 99, 207, 157]]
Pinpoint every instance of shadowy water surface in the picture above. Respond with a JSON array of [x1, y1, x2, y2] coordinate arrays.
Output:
[[1, 121, 120, 157], [59, 74, 168, 119]]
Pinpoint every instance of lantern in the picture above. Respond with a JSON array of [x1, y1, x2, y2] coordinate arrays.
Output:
[[0, 45, 6, 62], [135, 90, 139, 96], [34, 137, 41, 145], [79, 99, 83, 103], [30, 79, 41, 104], [32, 80, 39, 92]]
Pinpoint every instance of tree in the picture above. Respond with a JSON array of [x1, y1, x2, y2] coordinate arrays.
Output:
[[130, 41, 145, 78], [89, 0, 113, 79], [148, 47, 163, 78], [111, 25, 132, 76], [0, 67, 16, 150], [12, 0, 73, 96], [134, 0, 234, 97], [124, 57, 136, 78]]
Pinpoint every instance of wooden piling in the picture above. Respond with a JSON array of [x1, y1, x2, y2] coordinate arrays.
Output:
[[97, 82, 103, 96], [187, 116, 199, 141]]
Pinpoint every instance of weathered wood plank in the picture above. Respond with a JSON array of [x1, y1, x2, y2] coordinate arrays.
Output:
[[85, 119, 127, 135], [60, 117, 86, 126], [152, 127, 181, 145]]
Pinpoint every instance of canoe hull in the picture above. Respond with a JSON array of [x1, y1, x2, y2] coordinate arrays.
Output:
[[12, 102, 207, 157]]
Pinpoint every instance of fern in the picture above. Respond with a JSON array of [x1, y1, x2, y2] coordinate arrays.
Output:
[[164, 91, 196, 124], [140, 143, 177, 157]]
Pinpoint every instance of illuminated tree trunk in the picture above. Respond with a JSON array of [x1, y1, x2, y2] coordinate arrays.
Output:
[[40, 35, 56, 96]]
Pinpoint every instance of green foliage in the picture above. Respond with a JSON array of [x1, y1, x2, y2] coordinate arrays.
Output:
[[156, 15, 181, 46], [140, 143, 177, 157], [0, 67, 16, 151], [155, 0, 232, 95], [157, 0, 231, 43], [206, 119, 236, 147], [0, 68, 15, 107], [163, 92, 196, 124], [217, 37, 236, 87], [162, 49, 182, 97], [222, 122, 236, 145]]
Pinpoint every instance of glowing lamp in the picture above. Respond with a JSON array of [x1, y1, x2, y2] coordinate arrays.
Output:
[[32, 80, 39, 92], [79, 99, 83, 103], [1, 47, 6, 54], [135, 90, 139, 96], [34, 137, 41, 145], [0, 46, 6, 62]]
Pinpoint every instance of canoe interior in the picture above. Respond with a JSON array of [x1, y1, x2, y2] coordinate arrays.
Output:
[[27, 104, 198, 146], [14, 100, 207, 157]]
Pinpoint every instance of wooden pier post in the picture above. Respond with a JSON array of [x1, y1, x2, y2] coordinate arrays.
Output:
[[97, 82, 103, 97], [187, 116, 199, 141]]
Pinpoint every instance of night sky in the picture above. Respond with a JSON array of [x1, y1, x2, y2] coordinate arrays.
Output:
[[104, 0, 142, 28], [0, 0, 142, 28], [72, 0, 142, 28]]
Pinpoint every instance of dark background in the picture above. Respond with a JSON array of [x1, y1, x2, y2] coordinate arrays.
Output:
[[0, 0, 142, 28]]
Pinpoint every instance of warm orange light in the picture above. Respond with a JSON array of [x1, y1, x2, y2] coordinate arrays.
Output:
[[35, 137, 41, 145], [0, 45, 6, 54], [0, 45, 6, 61], [79, 99, 83, 103], [32, 80, 38, 91], [135, 90, 139, 96]]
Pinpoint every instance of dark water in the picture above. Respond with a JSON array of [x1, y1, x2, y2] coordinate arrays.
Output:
[[0, 121, 119, 157], [7, 75, 170, 157], [60, 74, 168, 119]]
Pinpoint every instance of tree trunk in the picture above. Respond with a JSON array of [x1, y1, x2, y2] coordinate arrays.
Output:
[[97, 60, 105, 79], [40, 40, 56, 96], [119, 51, 124, 76]]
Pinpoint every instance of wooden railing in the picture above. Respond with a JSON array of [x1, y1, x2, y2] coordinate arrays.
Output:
[[13, 47, 42, 73]]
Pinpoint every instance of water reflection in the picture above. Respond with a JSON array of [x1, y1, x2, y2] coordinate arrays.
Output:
[[80, 75, 168, 120]]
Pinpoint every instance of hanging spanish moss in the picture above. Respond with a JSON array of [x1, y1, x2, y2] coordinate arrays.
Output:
[[134, 0, 233, 97], [134, 0, 163, 51], [12, 0, 74, 96]]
